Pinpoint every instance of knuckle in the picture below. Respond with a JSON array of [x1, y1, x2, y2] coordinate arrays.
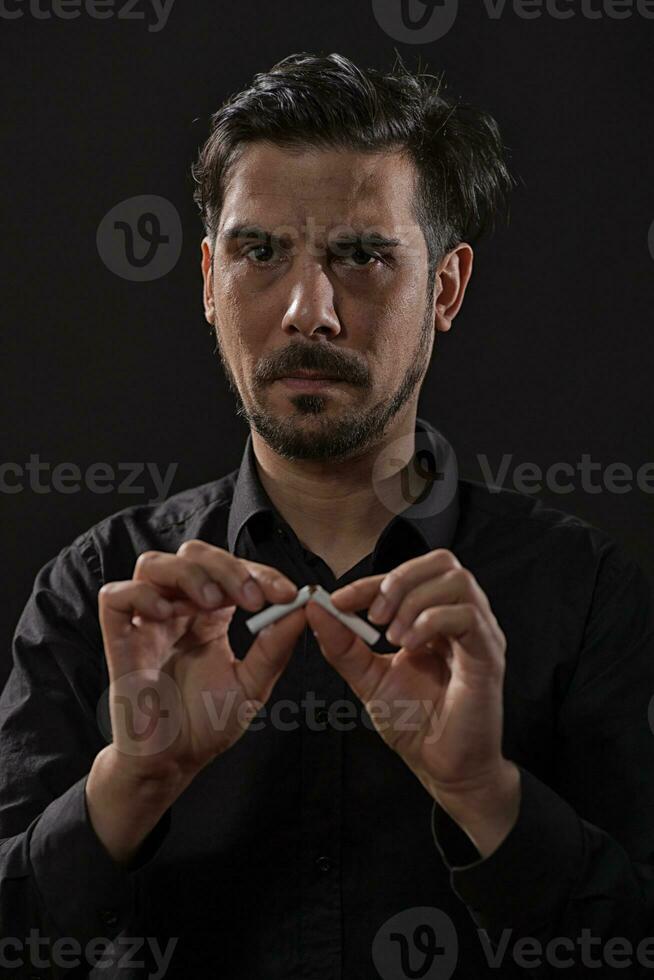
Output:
[[493, 618, 507, 648], [134, 550, 159, 571], [401, 593, 422, 616], [414, 608, 432, 629], [243, 556, 273, 575], [463, 603, 483, 629], [382, 571, 402, 592], [100, 580, 134, 598], [456, 567, 476, 591], [244, 560, 272, 579], [434, 548, 459, 568], [177, 539, 206, 558], [98, 582, 118, 601]]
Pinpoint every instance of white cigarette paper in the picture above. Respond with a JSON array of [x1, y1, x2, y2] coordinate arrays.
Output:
[[245, 583, 381, 646], [308, 584, 381, 646], [245, 584, 313, 633]]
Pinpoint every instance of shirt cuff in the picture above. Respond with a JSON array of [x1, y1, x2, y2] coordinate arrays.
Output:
[[431, 765, 585, 933], [29, 773, 171, 946]]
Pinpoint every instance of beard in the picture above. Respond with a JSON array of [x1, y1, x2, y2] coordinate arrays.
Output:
[[212, 278, 436, 463]]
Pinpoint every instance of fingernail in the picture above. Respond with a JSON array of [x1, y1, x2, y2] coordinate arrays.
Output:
[[243, 579, 263, 604], [369, 596, 389, 621], [203, 583, 223, 604], [386, 619, 404, 644]]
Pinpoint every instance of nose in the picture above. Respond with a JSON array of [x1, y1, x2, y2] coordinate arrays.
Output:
[[280, 258, 342, 339]]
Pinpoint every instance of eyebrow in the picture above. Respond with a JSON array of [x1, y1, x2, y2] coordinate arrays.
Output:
[[221, 223, 403, 250]]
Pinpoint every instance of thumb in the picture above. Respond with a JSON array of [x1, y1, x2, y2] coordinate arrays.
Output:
[[237, 606, 306, 704], [305, 600, 387, 704]]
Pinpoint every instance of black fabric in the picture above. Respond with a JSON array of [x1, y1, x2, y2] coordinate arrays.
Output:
[[1, 416, 653, 978]]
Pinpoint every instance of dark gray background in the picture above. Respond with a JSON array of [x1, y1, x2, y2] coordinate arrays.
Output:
[[2, 0, 653, 687]]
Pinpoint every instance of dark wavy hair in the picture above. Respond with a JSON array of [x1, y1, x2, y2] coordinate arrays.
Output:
[[191, 52, 515, 274]]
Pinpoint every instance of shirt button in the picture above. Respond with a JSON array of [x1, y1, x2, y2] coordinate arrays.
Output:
[[315, 855, 332, 873], [98, 908, 119, 927]]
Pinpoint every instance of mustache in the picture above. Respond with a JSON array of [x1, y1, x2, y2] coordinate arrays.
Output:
[[256, 345, 369, 386]]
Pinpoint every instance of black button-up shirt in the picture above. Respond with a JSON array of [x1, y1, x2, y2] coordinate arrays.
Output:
[[1, 416, 653, 979]]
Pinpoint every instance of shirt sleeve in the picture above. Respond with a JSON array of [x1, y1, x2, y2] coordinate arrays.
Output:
[[0, 536, 171, 978], [430, 535, 654, 978]]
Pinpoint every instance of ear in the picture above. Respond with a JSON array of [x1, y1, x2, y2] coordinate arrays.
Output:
[[201, 237, 215, 324], [433, 243, 474, 333]]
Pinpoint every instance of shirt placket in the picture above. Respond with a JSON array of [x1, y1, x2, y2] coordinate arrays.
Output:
[[272, 523, 346, 980]]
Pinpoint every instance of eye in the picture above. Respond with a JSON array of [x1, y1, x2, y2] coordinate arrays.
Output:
[[241, 242, 388, 269], [243, 243, 280, 265], [336, 245, 385, 268]]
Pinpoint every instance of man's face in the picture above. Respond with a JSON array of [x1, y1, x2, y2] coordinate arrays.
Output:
[[201, 143, 442, 462]]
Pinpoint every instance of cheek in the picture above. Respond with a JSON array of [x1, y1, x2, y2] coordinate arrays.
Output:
[[365, 294, 423, 361], [213, 278, 271, 377], [213, 275, 258, 348], [216, 269, 277, 331], [213, 271, 245, 320]]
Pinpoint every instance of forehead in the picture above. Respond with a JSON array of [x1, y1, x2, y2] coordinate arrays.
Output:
[[218, 142, 420, 233]]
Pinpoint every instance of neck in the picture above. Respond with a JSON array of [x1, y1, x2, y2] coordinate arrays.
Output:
[[250, 408, 423, 564]]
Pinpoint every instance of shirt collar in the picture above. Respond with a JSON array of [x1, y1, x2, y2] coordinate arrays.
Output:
[[227, 416, 460, 557]]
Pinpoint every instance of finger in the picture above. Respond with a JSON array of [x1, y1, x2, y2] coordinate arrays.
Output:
[[236, 606, 307, 704], [177, 541, 299, 608], [330, 575, 385, 611], [240, 560, 299, 602], [133, 549, 258, 612], [366, 550, 464, 625], [330, 550, 464, 625], [166, 597, 207, 618], [384, 568, 490, 644], [409, 635, 452, 660], [98, 580, 174, 641], [398, 604, 503, 673], [305, 600, 388, 705]]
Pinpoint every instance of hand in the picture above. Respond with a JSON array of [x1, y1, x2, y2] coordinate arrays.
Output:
[[304, 548, 512, 800], [98, 539, 305, 785]]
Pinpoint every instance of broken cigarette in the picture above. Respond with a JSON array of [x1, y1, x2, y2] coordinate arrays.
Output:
[[245, 583, 381, 646], [245, 584, 313, 634]]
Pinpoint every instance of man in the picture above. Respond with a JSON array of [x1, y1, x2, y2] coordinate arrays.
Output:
[[1, 51, 653, 979]]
